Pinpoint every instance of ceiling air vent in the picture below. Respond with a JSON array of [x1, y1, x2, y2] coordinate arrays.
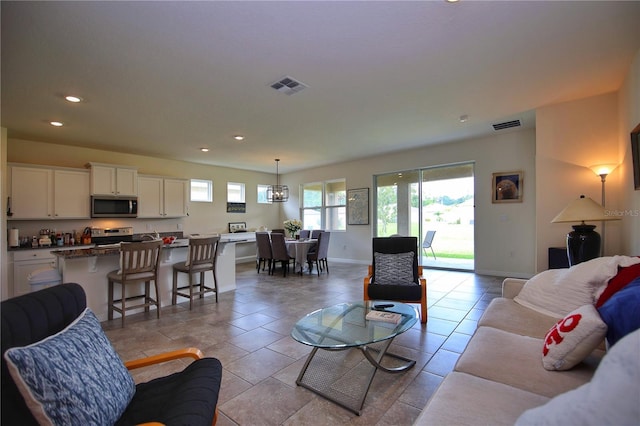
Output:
[[270, 76, 308, 96], [492, 119, 521, 131]]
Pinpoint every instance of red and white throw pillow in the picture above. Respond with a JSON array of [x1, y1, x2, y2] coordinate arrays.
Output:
[[542, 304, 607, 371]]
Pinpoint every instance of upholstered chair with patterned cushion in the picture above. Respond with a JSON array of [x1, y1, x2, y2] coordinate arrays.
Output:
[[364, 236, 427, 323], [1, 283, 222, 425]]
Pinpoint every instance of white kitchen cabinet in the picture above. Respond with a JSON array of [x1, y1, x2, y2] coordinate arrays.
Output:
[[11, 250, 57, 296], [53, 169, 91, 218], [163, 178, 189, 217], [88, 163, 138, 196], [138, 176, 188, 218], [9, 166, 90, 219]]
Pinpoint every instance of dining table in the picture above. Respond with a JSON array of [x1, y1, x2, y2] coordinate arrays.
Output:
[[286, 238, 318, 274]]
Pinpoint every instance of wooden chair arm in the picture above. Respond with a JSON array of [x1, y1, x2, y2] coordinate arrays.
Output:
[[124, 347, 204, 370], [418, 266, 427, 286], [363, 265, 373, 300]]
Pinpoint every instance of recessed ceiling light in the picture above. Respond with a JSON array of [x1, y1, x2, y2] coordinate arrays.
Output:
[[50, 121, 64, 127], [64, 95, 82, 103], [200, 148, 210, 152], [233, 135, 245, 141], [459, 114, 469, 123]]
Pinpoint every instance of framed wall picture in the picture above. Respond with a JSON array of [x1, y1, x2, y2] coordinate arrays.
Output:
[[492, 171, 523, 203], [226, 202, 246, 213], [632, 123, 640, 190], [347, 188, 369, 225], [228, 222, 247, 233]]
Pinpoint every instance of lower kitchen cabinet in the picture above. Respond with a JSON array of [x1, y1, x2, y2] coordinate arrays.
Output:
[[11, 250, 57, 297]]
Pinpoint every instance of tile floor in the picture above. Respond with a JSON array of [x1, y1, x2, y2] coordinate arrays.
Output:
[[103, 262, 504, 425]]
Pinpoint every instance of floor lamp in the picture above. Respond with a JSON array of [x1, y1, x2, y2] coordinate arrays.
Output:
[[551, 195, 619, 266], [589, 163, 618, 256]]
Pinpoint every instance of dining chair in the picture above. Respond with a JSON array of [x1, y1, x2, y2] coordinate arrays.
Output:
[[271, 229, 285, 235], [363, 236, 427, 323], [270, 232, 293, 277], [108, 240, 163, 327], [299, 230, 310, 239], [307, 231, 331, 275], [255, 232, 273, 274], [310, 229, 324, 239], [172, 236, 219, 310]]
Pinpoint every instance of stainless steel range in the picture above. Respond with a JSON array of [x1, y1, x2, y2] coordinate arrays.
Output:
[[91, 227, 134, 247]]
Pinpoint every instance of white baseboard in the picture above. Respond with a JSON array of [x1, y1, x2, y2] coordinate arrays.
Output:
[[474, 268, 533, 279]]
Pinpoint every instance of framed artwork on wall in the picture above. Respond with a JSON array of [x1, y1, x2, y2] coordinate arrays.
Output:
[[347, 188, 369, 225], [226, 202, 246, 213], [632, 123, 640, 190], [492, 171, 523, 203], [228, 222, 247, 233]]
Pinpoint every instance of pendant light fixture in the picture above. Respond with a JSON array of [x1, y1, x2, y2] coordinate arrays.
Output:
[[267, 159, 289, 202]]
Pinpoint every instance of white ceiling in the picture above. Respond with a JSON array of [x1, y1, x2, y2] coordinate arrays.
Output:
[[2, 1, 640, 174]]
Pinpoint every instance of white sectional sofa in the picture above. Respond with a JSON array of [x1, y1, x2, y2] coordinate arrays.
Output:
[[415, 256, 640, 425]]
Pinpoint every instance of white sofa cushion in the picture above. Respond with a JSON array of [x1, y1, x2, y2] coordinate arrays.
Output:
[[478, 298, 560, 339], [514, 256, 640, 317], [516, 329, 640, 426], [455, 327, 601, 397], [415, 372, 549, 426]]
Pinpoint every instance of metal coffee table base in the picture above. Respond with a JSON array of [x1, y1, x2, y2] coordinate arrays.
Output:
[[296, 338, 415, 415]]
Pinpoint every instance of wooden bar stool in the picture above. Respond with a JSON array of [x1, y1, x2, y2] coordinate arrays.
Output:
[[172, 236, 219, 310], [108, 240, 163, 327]]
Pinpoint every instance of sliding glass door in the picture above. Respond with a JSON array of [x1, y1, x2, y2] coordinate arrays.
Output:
[[374, 162, 474, 270]]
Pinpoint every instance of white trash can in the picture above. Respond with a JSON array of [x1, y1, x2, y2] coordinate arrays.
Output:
[[27, 267, 62, 292]]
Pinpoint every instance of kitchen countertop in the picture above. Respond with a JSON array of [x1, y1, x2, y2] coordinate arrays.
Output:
[[52, 241, 190, 259], [50, 235, 256, 259], [13, 233, 256, 254]]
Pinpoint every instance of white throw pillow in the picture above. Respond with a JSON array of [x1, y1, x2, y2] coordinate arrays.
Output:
[[516, 328, 640, 426], [542, 304, 607, 371], [514, 256, 640, 317]]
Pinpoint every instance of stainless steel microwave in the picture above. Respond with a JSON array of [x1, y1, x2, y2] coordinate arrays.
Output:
[[91, 196, 138, 218]]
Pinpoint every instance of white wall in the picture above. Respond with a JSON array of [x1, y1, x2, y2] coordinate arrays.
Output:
[[1, 128, 7, 300], [536, 93, 622, 272], [284, 128, 537, 278], [619, 49, 640, 256]]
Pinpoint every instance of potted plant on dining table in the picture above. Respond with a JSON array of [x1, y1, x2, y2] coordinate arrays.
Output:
[[283, 219, 302, 239]]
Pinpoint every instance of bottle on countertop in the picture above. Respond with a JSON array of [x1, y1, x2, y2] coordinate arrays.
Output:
[[31, 236, 38, 248], [82, 227, 92, 245]]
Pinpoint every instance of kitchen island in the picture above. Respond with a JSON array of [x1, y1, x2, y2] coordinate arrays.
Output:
[[53, 238, 240, 322]]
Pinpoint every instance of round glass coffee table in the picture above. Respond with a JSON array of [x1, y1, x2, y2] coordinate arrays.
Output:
[[291, 300, 418, 415]]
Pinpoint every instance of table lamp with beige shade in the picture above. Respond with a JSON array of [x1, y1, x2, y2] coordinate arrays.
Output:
[[551, 195, 620, 266]]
